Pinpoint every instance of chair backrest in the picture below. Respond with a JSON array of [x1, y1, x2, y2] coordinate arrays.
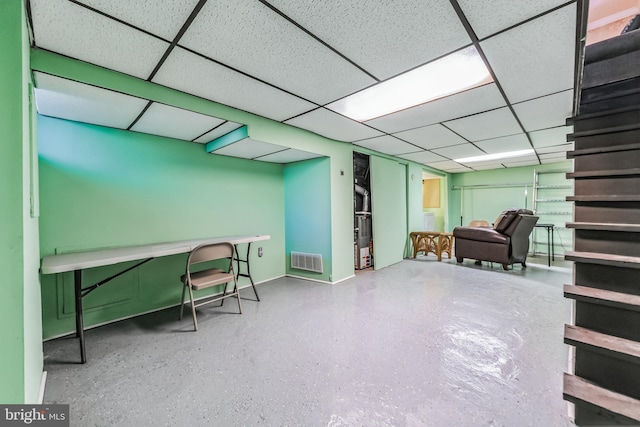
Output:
[[509, 214, 539, 262], [187, 242, 234, 266]]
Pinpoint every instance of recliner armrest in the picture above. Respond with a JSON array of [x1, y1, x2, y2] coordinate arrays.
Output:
[[452, 226, 509, 244]]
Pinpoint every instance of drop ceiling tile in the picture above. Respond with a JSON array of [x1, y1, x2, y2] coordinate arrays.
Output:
[[284, 108, 383, 142], [512, 90, 574, 132], [153, 47, 316, 122], [365, 83, 505, 133], [540, 153, 571, 164], [397, 151, 449, 164], [266, 0, 470, 80], [529, 126, 572, 148], [443, 107, 522, 141], [480, 4, 576, 103], [426, 160, 473, 172], [431, 143, 485, 159], [34, 73, 148, 129], [353, 135, 420, 156], [30, 0, 169, 80], [193, 122, 243, 144], [535, 143, 573, 154], [180, 0, 375, 104], [131, 103, 225, 141], [457, 0, 571, 39], [256, 149, 323, 163], [212, 138, 285, 159], [474, 134, 532, 154], [393, 124, 468, 150], [75, 0, 199, 41], [501, 158, 540, 168]]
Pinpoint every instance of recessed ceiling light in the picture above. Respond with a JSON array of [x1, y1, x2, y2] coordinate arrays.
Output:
[[455, 149, 535, 163], [327, 46, 493, 122]]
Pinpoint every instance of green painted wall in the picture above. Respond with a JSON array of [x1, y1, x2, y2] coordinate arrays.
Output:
[[0, 0, 43, 403], [31, 49, 361, 284], [31, 48, 436, 343], [449, 161, 572, 223], [448, 161, 574, 254], [38, 116, 286, 338], [370, 156, 408, 269], [284, 157, 332, 281]]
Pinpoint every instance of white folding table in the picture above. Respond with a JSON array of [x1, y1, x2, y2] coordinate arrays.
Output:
[[41, 235, 270, 363]]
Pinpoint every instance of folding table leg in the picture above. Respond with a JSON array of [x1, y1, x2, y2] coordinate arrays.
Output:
[[74, 269, 87, 364]]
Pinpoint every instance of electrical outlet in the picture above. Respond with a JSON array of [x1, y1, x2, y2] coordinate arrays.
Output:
[[258, 247, 263, 257]]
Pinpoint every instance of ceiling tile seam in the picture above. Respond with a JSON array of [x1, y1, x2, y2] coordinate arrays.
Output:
[[32, 47, 167, 88], [257, 0, 380, 82], [438, 122, 483, 152], [472, 131, 533, 144], [510, 87, 574, 107], [281, 107, 324, 123], [67, 0, 173, 44], [191, 121, 231, 142], [476, 0, 577, 42], [176, 45, 322, 110], [448, 0, 540, 164], [32, 71, 240, 131], [252, 147, 291, 161], [146, 0, 209, 81], [387, 134, 456, 153], [127, 101, 154, 131]]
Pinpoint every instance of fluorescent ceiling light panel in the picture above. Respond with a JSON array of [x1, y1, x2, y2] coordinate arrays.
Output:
[[327, 46, 493, 121], [455, 149, 534, 163]]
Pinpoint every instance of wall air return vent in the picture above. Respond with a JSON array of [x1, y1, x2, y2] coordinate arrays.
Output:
[[291, 251, 323, 274]]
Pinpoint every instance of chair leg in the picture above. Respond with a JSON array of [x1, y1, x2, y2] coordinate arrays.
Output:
[[188, 285, 198, 331], [234, 278, 243, 314], [220, 282, 229, 307], [179, 281, 187, 320]]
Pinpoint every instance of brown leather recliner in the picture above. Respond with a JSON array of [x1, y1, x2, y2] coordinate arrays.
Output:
[[453, 209, 539, 270]]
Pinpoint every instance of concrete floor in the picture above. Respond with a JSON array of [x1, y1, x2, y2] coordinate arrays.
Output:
[[43, 257, 574, 426]]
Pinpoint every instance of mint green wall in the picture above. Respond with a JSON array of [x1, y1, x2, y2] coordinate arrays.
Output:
[[284, 158, 332, 281], [370, 156, 408, 269], [31, 49, 360, 284], [38, 116, 285, 338], [0, 0, 43, 403], [448, 161, 573, 227]]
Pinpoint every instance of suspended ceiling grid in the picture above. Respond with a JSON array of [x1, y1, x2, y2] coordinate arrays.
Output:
[[28, 0, 579, 171]]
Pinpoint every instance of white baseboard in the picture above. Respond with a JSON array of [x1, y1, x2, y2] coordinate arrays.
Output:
[[285, 273, 355, 285], [38, 371, 47, 404]]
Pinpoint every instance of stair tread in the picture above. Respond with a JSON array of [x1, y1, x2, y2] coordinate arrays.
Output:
[[563, 373, 640, 421], [568, 105, 640, 123], [567, 195, 640, 202], [566, 142, 640, 158], [565, 251, 640, 268], [567, 222, 640, 232], [565, 324, 640, 359], [567, 123, 640, 140], [567, 168, 640, 178], [564, 284, 640, 312]]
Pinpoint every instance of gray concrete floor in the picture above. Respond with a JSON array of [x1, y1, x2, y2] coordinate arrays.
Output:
[[43, 257, 574, 426]]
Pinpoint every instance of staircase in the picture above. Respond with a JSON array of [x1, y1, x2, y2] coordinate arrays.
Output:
[[563, 29, 640, 425]]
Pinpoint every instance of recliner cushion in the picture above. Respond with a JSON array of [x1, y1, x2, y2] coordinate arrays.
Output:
[[493, 208, 534, 232], [452, 227, 509, 244]]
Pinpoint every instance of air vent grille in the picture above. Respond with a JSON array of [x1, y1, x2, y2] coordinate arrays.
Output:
[[291, 251, 323, 273]]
